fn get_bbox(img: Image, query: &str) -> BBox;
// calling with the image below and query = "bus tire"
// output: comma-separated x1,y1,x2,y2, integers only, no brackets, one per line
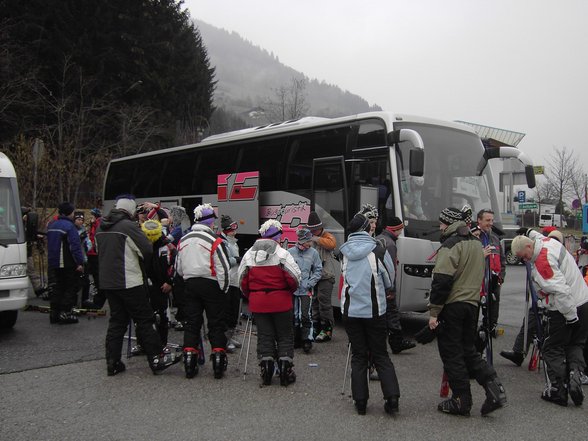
0,310,18,329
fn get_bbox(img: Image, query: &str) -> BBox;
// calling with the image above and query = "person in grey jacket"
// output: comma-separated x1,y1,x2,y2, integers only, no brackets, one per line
288,228,322,353
340,212,400,416
96,195,180,376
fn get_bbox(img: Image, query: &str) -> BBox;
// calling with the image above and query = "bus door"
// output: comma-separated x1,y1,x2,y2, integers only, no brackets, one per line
311,156,348,244
348,154,392,226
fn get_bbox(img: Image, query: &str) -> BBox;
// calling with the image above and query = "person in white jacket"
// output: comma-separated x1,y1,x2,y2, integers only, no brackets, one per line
512,229,588,407
176,203,231,380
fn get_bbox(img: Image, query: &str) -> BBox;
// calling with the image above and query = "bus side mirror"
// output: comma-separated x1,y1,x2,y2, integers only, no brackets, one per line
525,165,536,189
409,148,424,176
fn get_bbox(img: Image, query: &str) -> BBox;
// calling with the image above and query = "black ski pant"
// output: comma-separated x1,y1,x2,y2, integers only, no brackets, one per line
87,254,106,307
543,302,588,385
512,307,539,354
437,302,496,395
50,267,80,313
385,295,402,335
182,277,227,351
343,314,400,402
489,280,501,328
105,285,163,363
148,284,169,346
255,310,294,360
224,286,241,330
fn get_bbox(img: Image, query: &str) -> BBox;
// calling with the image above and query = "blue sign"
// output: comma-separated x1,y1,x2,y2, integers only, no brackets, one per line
583,204,588,234
518,190,526,203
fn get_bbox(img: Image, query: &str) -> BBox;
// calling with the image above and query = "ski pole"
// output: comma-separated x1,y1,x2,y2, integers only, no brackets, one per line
126,320,133,359
242,315,253,380
341,341,351,395
237,314,251,370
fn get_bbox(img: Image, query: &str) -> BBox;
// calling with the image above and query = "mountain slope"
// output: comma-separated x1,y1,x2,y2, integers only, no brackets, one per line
195,19,381,123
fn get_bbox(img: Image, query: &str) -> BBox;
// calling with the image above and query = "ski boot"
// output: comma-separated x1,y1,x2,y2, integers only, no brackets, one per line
315,326,332,343
388,332,416,354
260,357,275,385
294,327,302,349
480,377,507,415
499,350,524,367
278,358,296,387
568,370,584,406
355,399,367,415
541,382,568,406
437,391,472,416
130,344,145,356
183,347,199,379
211,348,228,379
384,396,399,415
302,339,313,353
57,311,79,324
106,360,126,376
49,308,60,324
312,322,321,340
149,351,181,375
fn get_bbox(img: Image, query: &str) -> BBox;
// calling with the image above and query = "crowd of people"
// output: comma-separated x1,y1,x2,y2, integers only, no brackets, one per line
31,197,588,415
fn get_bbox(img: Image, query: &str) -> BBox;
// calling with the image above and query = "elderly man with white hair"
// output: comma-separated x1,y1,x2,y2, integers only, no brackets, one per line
512,229,588,406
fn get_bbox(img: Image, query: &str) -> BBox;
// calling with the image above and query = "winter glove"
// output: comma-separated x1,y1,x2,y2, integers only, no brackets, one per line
516,227,531,236
415,324,436,344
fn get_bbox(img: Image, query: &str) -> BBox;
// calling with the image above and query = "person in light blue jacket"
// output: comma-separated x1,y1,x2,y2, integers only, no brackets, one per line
339,212,400,416
288,228,322,353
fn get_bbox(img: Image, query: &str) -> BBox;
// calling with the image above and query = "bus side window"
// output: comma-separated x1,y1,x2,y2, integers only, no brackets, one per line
237,139,287,192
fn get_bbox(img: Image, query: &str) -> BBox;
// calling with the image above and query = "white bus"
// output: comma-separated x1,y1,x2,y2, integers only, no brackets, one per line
0,152,28,328
103,112,535,313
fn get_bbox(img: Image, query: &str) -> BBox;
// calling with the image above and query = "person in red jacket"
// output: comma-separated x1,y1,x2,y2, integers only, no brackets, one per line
238,220,301,386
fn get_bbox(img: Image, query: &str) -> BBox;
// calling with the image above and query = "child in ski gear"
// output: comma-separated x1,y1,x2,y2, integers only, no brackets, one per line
219,214,243,352
340,212,400,415
376,216,416,354
429,207,506,416
288,228,322,353
176,203,231,379
307,211,337,343
238,219,301,386
512,230,588,406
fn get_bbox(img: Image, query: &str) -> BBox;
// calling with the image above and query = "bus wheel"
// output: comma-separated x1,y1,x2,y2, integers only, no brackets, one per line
0,310,18,329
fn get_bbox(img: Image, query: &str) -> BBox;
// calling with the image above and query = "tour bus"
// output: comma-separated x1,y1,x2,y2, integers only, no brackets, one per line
103,112,535,313
0,152,28,329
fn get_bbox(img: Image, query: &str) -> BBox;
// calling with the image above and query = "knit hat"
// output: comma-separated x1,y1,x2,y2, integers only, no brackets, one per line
387,216,404,231
169,206,189,229
439,207,464,226
359,203,378,220
307,211,323,229
193,203,217,226
221,214,238,232
548,230,563,243
259,219,282,240
74,211,85,220
115,194,137,216
58,202,75,216
461,205,473,226
348,213,370,233
141,219,163,243
296,228,313,244
90,208,102,218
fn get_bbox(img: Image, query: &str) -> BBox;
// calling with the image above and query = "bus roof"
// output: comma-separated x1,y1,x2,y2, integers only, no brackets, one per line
0,152,17,178
109,111,478,163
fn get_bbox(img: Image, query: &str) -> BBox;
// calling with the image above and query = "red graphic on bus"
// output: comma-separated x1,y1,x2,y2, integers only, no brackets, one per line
218,172,259,201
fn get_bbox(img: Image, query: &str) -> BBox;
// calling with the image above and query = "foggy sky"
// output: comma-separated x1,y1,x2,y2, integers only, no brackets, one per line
185,0,588,179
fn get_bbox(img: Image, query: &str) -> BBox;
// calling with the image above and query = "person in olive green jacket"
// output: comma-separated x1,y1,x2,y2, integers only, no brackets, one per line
428,207,507,417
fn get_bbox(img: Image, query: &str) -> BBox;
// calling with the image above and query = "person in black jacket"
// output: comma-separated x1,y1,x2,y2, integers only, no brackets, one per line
96,195,180,376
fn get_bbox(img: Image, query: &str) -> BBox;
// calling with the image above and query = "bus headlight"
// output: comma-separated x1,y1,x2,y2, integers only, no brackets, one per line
0,264,27,278
403,264,435,278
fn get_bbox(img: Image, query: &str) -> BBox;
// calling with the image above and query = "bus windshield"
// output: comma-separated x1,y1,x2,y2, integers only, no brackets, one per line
393,122,496,240
0,177,25,245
